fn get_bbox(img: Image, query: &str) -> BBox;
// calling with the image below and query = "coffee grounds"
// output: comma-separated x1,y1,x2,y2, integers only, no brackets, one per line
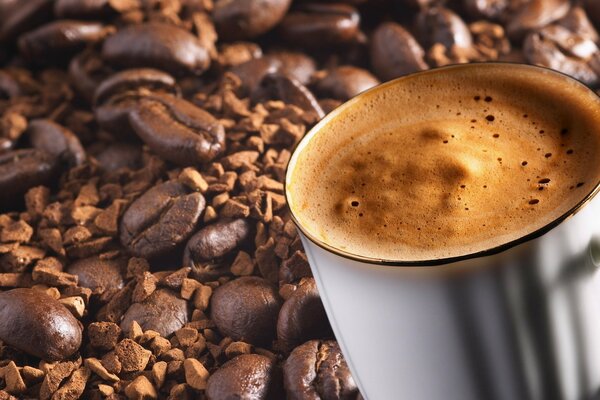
0,0,597,399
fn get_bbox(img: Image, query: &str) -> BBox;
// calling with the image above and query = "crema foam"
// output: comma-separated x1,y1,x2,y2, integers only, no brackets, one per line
287,64,600,261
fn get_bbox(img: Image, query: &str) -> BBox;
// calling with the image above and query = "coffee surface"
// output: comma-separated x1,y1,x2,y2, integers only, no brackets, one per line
288,65,600,261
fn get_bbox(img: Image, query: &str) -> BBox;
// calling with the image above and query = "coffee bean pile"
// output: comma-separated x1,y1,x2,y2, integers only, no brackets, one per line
0,0,598,399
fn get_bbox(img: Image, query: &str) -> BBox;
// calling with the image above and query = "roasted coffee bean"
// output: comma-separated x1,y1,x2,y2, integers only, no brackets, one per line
0,0,53,42
128,92,226,165
184,218,252,281
0,149,60,210
277,278,332,352
370,22,428,82
213,0,292,41
67,256,125,301
284,340,357,400
506,0,571,40
69,49,112,103
279,3,360,48
417,6,473,50
253,73,325,119
94,91,145,139
269,51,317,85
206,354,280,400
120,180,206,260
120,289,189,337
230,57,283,96
538,24,598,59
54,0,135,19
0,0,18,18
463,0,510,20
557,6,599,42
95,142,143,172
18,20,114,63
102,22,211,76
211,276,282,346
93,68,177,106
314,66,380,101
0,288,82,361
27,119,86,166
524,28,599,86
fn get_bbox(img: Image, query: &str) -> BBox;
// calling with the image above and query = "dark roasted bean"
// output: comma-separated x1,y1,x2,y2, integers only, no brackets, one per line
370,22,428,82
538,24,597,59
120,289,189,337
94,91,145,139
93,68,177,106
524,28,599,86
18,20,114,63
67,256,125,301
211,276,282,346
269,51,317,85
463,0,510,20
314,66,380,101
279,3,360,48
506,0,571,40
213,0,292,41
557,6,599,42
0,0,18,20
0,288,82,361
102,22,211,76
27,119,86,166
284,340,357,400
120,180,206,260
128,92,225,165
417,6,473,50
277,278,332,352
0,0,53,43
184,218,252,281
206,354,280,400
0,149,60,210
253,73,325,119
69,49,112,103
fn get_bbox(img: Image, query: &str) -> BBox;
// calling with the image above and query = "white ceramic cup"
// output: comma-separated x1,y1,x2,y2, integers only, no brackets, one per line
285,64,600,400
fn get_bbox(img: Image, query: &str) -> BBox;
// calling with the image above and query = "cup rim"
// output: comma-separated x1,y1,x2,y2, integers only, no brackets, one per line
284,62,600,267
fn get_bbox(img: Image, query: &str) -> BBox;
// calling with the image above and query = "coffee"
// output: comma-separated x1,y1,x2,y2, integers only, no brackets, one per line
287,64,600,261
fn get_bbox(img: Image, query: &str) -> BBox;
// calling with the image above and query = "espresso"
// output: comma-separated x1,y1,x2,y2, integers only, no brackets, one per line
287,64,600,261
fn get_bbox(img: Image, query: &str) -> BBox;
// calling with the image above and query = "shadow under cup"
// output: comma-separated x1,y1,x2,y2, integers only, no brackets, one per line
285,63,600,400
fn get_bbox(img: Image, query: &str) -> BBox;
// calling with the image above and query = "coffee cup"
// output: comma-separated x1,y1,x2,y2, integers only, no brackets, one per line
285,63,600,400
